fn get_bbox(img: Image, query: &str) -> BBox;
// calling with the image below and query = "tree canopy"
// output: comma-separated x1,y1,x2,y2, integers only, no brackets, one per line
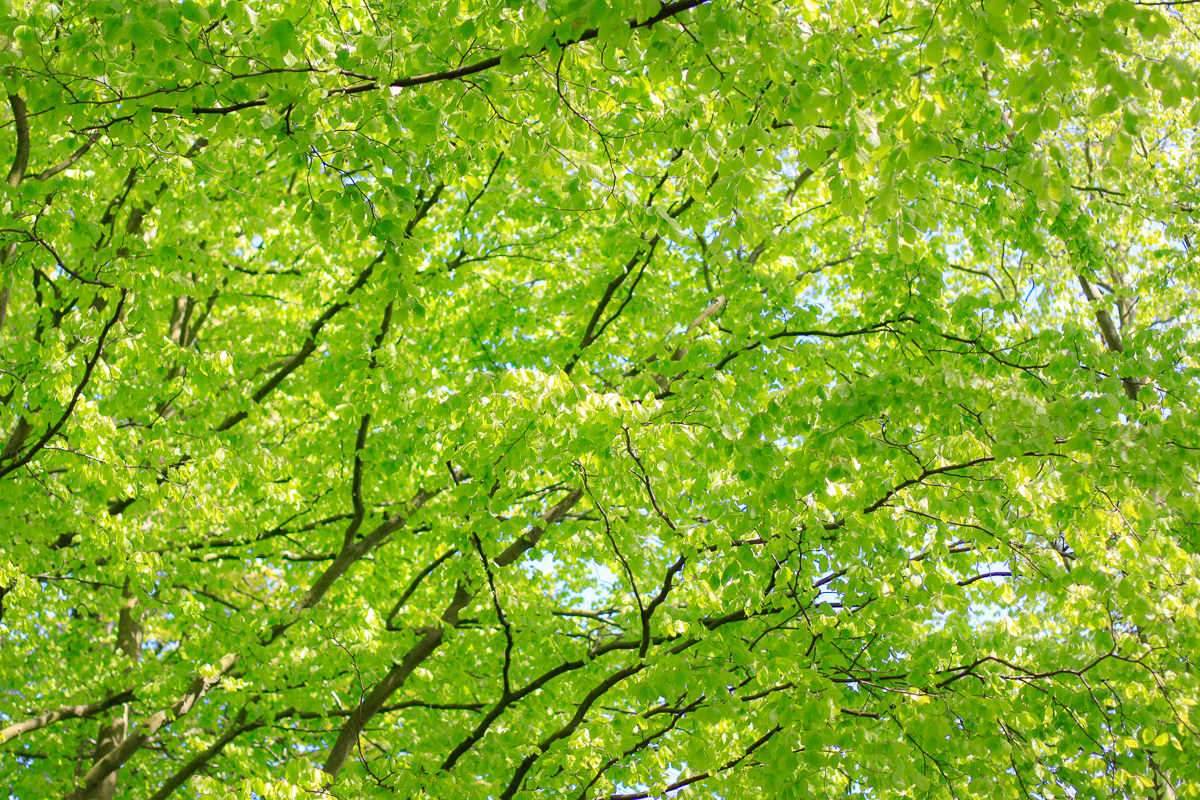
2,0,1200,798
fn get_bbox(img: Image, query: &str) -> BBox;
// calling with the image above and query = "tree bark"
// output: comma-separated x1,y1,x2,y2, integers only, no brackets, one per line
82,587,142,800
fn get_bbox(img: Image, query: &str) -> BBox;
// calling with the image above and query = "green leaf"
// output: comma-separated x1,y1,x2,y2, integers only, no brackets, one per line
129,20,152,47
264,18,296,51
181,0,210,24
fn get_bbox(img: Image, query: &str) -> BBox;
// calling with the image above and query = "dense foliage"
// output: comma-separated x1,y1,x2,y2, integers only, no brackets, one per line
2,0,1200,798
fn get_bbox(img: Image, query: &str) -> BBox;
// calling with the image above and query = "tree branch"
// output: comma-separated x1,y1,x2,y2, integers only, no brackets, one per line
0,691,135,744
321,584,473,779
6,94,29,188
0,289,128,479
62,654,240,800
146,709,256,800
324,487,583,779
31,133,102,182
0,94,30,335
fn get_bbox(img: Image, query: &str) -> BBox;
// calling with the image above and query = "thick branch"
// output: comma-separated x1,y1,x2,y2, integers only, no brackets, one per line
213,257,381,431
372,1,707,94
325,488,583,778
1078,274,1140,400
146,710,255,800
62,654,240,800
216,188,440,432
0,94,30,336
31,133,101,182
6,94,29,188
1078,274,1124,353
639,556,685,658
69,486,439,793
0,691,135,744
385,548,459,630
494,488,584,567
321,584,473,779
266,487,440,644
500,662,647,800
